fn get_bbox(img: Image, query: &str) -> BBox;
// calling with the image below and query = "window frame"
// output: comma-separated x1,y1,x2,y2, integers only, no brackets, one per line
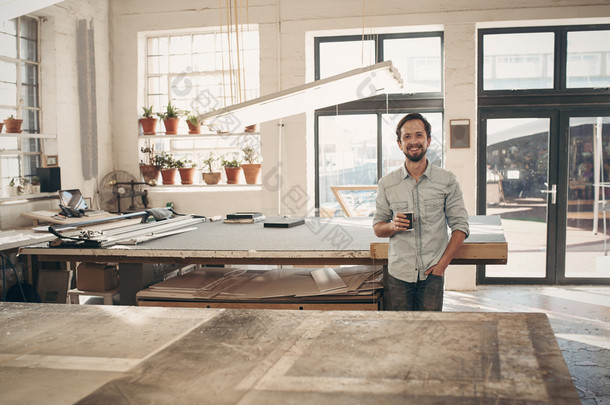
478,24,610,99
314,31,444,214
0,15,42,189
141,27,261,175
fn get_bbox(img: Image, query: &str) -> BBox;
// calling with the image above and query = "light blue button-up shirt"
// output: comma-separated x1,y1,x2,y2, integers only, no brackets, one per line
373,161,470,282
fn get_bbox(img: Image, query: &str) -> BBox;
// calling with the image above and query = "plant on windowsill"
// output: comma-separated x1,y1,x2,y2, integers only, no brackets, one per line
175,158,198,185
139,106,158,135
241,146,262,185
221,156,242,184
4,115,23,134
9,177,28,195
6,177,20,196
139,145,161,183
156,152,180,185
30,176,41,194
185,112,202,135
157,101,181,135
201,153,221,185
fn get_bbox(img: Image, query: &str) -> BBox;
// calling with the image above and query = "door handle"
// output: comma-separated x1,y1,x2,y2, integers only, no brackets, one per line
540,184,556,204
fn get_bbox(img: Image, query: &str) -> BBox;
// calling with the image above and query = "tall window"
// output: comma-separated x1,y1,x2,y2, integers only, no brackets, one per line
0,16,41,190
143,27,260,169
315,32,444,215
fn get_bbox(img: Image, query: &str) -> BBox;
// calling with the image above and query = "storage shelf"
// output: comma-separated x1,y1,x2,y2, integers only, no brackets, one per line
138,132,259,140
0,132,56,139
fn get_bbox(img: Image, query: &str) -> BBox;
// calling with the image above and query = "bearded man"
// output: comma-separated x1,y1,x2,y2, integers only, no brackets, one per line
373,113,470,311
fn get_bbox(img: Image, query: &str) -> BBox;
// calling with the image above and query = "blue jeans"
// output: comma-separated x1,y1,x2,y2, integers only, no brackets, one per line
386,272,444,311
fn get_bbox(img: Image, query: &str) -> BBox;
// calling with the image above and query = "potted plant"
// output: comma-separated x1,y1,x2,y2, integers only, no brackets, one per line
186,113,202,134
244,123,258,133
158,101,181,135
4,115,23,133
140,146,161,183
30,176,41,194
242,146,262,184
9,177,28,195
156,152,179,185
6,178,19,196
221,156,242,184
139,106,158,135
175,158,197,185
201,153,221,185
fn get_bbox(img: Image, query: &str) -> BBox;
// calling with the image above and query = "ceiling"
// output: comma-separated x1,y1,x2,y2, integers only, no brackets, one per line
0,0,64,21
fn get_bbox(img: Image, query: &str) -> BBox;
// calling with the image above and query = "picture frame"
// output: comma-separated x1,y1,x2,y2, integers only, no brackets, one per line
450,119,470,149
43,155,59,167
330,185,378,217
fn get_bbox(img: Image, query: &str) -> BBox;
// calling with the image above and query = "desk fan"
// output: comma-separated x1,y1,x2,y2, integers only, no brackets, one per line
98,170,155,213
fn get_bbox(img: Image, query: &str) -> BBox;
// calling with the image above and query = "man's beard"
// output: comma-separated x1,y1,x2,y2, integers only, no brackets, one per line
404,146,426,162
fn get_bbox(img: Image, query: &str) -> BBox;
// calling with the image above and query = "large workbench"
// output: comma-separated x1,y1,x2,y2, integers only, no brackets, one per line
0,302,579,404
18,215,507,266
17,215,506,305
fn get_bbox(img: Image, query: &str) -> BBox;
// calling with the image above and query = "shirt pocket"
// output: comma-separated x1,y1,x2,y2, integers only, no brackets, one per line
423,198,444,221
390,201,410,218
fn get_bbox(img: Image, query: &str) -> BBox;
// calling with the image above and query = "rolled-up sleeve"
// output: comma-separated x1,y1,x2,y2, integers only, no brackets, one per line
373,182,392,226
445,174,470,238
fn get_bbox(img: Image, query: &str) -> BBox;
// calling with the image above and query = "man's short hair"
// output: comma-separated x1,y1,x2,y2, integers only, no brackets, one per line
395,113,432,142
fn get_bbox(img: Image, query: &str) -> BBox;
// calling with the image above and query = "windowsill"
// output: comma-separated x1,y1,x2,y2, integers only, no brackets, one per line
0,192,58,205
149,184,262,192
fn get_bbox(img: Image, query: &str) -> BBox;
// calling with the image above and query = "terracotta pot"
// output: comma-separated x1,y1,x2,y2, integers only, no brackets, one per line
163,117,180,135
186,120,201,134
140,164,160,183
224,167,242,184
4,119,23,133
178,167,196,184
242,163,261,184
244,124,258,133
0,122,3,133
139,117,158,135
160,168,178,185
203,172,221,185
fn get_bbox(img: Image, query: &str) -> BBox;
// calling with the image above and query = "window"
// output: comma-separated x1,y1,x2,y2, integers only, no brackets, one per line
143,27,260,168
480,25,610,92
567,30,610,88
482,32,555,90
0,16,41,190
315,32,444,215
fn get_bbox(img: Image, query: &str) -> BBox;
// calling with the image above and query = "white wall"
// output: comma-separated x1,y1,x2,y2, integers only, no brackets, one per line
37,0,112,207
0,0,111,230
6,0,609,285
106,0,610,289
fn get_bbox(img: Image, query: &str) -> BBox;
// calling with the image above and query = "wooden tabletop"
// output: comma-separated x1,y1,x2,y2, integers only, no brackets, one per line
0,302,579,404
18,215,507,265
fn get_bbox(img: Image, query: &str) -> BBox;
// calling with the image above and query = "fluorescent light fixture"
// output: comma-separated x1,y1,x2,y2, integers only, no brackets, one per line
199,60,403,132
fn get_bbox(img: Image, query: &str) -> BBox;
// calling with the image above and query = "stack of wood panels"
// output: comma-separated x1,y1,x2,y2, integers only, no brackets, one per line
136,265,383,310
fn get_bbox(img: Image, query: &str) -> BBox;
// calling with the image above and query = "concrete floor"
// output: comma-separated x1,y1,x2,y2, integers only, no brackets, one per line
444,286,610,405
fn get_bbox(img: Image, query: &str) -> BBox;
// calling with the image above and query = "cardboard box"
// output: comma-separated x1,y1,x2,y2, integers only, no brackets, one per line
77,262,118,291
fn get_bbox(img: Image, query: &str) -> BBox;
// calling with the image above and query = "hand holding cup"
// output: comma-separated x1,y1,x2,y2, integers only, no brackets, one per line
393,212,413,232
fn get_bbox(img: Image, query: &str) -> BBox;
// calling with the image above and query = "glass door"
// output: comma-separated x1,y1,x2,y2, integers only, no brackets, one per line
481,116,554,282
563,115,610,281
479,111,610,285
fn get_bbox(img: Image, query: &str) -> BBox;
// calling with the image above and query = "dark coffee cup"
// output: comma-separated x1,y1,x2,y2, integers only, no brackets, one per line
403,212,413,230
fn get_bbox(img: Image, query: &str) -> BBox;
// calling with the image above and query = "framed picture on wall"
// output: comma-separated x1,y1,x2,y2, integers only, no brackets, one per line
450,119,470,148
43,155,58,167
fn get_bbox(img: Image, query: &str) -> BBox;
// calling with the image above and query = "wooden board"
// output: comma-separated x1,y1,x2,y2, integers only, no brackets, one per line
370,241,508,264
0,303,578,404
